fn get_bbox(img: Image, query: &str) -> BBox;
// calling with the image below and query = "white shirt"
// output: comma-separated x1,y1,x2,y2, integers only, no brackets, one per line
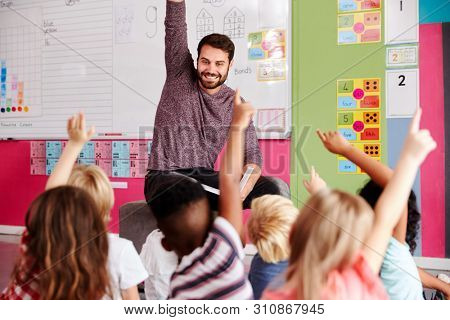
140,229,178,300
106,234,149,299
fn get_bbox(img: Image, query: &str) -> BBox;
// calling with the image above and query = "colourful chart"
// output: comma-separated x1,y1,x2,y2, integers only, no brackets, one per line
248,29,286,60
336,78,382,174
337,78,381,109
338,11,381,45
0,60,31,115
31,140,153,178
338,0,381,13
337,110,381,141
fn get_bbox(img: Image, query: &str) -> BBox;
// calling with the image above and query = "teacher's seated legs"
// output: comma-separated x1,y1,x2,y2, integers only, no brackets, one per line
145,168,290,211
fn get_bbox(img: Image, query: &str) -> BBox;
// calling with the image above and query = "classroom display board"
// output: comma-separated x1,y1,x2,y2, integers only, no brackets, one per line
31,140,152,178
0,0,291,139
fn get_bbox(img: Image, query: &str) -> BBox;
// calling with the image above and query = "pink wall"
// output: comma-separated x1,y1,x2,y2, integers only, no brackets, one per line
0,139,291,233
419,24,446,257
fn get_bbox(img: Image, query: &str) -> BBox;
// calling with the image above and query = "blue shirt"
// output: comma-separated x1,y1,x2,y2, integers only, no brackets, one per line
380,237,424,300
248,253,288,300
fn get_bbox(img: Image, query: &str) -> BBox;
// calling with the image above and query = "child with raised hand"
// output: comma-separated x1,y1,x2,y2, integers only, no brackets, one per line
315,113,450,299
263,109,437,299
147,89,254,299
247,195,299,299
45,112,148,300
1,186,111,300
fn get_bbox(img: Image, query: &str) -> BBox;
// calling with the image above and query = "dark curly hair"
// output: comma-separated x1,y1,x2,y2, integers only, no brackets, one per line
148,174,207,220
358,179,421,254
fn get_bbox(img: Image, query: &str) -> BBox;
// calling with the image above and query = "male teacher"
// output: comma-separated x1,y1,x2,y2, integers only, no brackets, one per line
145,0,289,210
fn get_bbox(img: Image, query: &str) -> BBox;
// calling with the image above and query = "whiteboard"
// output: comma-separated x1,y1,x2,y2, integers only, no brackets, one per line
0,0,291,139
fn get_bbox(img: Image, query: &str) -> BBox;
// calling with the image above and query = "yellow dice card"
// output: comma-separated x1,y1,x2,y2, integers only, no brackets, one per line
337,110,381,142
337,78,381,110
337,143,381,174
338,11,381,45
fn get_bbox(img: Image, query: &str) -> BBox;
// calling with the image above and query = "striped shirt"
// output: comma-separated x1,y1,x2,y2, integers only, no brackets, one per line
169,217,253,300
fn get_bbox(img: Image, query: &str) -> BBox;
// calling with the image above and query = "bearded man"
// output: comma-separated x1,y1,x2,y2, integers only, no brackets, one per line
145,0,289,210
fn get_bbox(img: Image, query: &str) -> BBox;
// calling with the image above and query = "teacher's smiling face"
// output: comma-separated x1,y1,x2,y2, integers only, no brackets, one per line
197,44,234,92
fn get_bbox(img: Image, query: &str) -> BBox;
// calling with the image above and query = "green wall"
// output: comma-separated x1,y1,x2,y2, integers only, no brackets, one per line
291,0,387,206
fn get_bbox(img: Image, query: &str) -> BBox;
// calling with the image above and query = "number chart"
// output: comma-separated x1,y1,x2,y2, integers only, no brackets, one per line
336,78,382,174
338,11,381,45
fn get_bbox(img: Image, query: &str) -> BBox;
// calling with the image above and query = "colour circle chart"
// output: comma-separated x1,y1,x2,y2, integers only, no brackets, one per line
336,78,382,174
0,7,43,117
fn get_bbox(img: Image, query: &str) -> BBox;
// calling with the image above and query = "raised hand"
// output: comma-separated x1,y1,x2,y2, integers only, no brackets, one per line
231,88,255,130
303,166,327,195
67,112,95,145
401,108,436,165
316,129,352,156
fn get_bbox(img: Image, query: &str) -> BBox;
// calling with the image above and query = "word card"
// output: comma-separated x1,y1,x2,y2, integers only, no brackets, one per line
386,46,418,68
112,141,130,159
112,160,130,178
338,11,381,45
94,141,112,159
338,0,381,13
257,60,286,82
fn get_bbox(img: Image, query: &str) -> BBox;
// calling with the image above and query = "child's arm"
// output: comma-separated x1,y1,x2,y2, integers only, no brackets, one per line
45,113,95,190
303,166,327,195
219,89,255,242
418,268,450,299
121,287,140,300
364,109,436,273
316,130,407,243
316,130,392,186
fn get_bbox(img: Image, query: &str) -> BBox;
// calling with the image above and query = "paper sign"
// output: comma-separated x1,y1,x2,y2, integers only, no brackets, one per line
386,46,418,67
386,69,419,118
248,29,286,60
46,141,62,158
338,0,381,13
129,140,149,160
79,142,95,159
96,159,112,177
30,158,46,175
46,158,59,175
95,141,112,159
30,141,46,158
112,141,130,159
130,159,147,178
338,11,381,45
385,0,418,44
112,160,130,178
257,60,286,81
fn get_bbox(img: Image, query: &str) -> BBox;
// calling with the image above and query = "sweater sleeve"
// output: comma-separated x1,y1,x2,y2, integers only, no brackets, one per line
164,1,195,79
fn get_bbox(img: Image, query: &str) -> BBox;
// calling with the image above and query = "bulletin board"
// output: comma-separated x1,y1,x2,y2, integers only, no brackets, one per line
0,0,291,139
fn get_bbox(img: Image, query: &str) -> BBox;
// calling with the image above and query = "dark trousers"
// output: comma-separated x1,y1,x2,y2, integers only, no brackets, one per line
144,167,290,211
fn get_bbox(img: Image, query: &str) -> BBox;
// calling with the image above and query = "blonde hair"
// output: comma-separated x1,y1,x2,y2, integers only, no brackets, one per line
248,195,299,263
287,189,373,300
67,164,114,221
